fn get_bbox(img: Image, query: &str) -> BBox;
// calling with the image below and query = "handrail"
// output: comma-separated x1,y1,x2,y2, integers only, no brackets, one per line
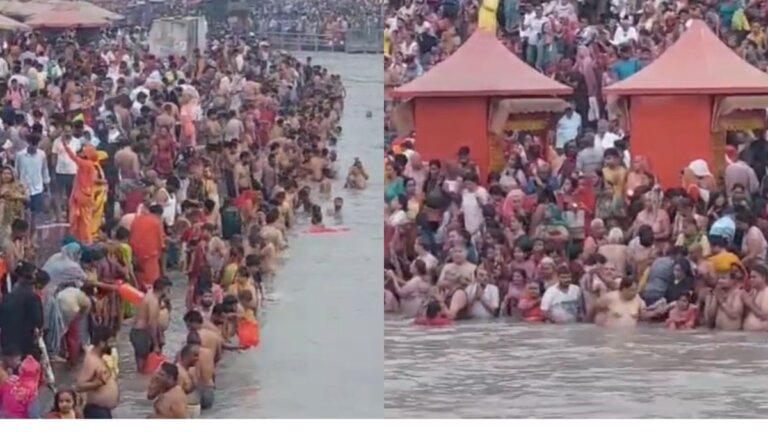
256,29,383,54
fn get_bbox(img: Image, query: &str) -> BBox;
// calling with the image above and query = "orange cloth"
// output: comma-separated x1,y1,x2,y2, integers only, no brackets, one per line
62,143,97,245
129,213,166,289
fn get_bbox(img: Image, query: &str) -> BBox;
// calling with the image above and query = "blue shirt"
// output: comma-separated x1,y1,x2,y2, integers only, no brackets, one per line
613,58,641,80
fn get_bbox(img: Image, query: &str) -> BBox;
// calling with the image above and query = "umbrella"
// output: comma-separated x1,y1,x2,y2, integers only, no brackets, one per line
24,9,111,28
0,13,29,30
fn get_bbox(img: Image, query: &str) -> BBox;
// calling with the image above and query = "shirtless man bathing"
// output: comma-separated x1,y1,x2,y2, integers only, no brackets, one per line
183,310,222,410
704,271,745,331
147,362,187,419
130,277,172,372
742,264,768,331
75,326,119,419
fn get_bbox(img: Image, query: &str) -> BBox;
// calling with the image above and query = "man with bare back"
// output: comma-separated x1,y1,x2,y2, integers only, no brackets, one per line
705,272,745,330
174,344,200,418
147,363,187,419
186,332,216,409
130,277,171,372
183,313,219,410
75,326,119,419
743,264,768,331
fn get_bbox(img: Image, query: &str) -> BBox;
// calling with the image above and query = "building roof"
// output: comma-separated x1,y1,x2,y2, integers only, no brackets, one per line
605,20,768,96
392,30,572,98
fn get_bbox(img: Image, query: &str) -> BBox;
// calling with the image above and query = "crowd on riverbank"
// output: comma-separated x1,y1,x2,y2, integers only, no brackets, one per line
383,0,768,139
383,0,768,330
384,132,768,331
253,0,383,44
0,19,363,418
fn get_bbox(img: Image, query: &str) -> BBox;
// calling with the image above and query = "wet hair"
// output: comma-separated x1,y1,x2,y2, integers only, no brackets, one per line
237,289,253,304
153,276,172,292
91,325,112,347
637,225,654,248
412,259,427,276
245,254,260,267
186,331,202,346
211,304,227,317
115,226,130,241
180,344,197,361
425,300,441,318
183,310,204,325
160,362,179,382
265,207,280,224
204,199,216,212
35,269,50,288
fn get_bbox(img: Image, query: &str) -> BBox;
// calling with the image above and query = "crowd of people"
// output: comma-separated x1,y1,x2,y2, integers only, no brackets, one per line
253,0,383,46
383,0,768,330
0,13,360,418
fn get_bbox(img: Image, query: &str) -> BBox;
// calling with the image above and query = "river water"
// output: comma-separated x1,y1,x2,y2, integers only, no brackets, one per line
37,52,383,419
385,318,768,418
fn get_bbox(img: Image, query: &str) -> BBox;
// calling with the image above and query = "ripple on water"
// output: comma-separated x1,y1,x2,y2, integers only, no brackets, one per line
385,318,768,418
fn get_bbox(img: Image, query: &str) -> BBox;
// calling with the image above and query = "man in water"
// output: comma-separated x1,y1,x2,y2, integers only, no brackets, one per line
183,310,222,365
326,197,344,218
184,326,216,410
704,271,744,330
593,278,647,328
147,363,187,419
130,277,171,372
742,264,768,331
540,266,583,323
75,326,119,419
174,344,200,418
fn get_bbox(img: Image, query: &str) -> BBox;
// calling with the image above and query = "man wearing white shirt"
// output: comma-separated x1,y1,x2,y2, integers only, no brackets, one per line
51,123,81,216
523,6,546,65
612,20,638,46
555,106,582,152
541,266,583,323
594,119,621,151
15,136,49,225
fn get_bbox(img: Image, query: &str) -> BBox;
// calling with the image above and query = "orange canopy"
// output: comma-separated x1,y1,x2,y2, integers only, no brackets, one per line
605,20,768,96
393,30,573,98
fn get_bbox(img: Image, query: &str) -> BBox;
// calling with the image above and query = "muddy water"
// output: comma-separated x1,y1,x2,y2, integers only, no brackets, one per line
385,318,768,418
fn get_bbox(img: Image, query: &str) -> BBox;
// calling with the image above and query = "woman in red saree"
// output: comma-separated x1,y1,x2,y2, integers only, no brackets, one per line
62,143,98,245
129,204,166,290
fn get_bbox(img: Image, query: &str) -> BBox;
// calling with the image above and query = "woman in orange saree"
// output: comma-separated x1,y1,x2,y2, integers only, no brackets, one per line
61,143,98,245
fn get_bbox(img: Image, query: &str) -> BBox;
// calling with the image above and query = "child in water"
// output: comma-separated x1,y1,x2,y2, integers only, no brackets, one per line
665,293,698,330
